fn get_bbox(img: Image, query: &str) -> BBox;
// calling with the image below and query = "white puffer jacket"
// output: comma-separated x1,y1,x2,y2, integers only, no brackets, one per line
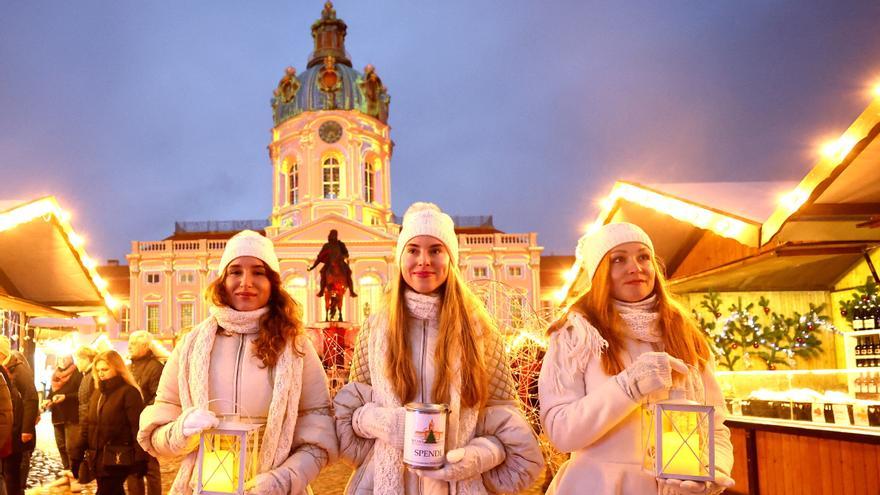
138,314,337,495
334,291,544,495
538,301,733,495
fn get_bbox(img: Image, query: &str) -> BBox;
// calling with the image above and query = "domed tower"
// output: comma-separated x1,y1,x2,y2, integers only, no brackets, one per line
267,1,393,237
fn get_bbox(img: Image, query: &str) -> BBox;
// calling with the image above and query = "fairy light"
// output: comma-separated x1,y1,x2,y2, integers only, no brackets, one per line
0,197,117,313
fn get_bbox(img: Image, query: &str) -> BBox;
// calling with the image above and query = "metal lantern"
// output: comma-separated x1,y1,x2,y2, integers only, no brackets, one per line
196,420,263,495
642,400,715,482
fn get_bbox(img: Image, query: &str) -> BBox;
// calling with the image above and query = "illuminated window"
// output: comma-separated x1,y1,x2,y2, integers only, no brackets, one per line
289,162,299,205
121,307,130,334
179,302,194,331
364,161,374,203
178,271,196,284
323,157,340,199
507,266,523,278
473,266,489,279
146,304,160,334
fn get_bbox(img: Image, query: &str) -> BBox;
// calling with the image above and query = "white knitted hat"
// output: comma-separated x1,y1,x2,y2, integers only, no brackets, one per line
576,222,654,290
219,230,281,275
395,202,459,264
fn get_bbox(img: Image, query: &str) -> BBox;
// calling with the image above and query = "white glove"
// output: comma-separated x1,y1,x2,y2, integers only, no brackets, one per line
352,403,405,449
244,472,279,495
416,436,505,482
615,351,688,402
181,408,219,437
658,473,735,495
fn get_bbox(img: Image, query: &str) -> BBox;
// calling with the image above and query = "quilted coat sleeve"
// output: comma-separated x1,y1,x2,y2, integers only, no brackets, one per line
268,337,339,494
703,357,734,478
538,317,640,453
137,343,199,459
478,331,545,493
333,320,376,468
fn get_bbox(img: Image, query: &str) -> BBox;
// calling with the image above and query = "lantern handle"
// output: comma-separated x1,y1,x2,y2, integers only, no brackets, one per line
205,398,255,423
669,363,706,405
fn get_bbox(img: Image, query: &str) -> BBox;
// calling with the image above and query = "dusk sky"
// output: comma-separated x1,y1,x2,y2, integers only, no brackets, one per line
2,1,880,262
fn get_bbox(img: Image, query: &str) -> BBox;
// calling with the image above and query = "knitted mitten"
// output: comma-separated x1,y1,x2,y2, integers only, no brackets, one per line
615,352,688,402
416,436,506,482
352,402,406,449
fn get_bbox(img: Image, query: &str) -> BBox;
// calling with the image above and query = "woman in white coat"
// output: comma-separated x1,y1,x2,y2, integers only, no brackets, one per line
538,222,734,495
333,202,544,494
137,230,337,494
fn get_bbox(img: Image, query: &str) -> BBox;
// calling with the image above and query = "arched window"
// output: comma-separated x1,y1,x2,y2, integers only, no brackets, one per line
288,162,299,205
323,157,340,199
358,274,382,325
364,160,375,203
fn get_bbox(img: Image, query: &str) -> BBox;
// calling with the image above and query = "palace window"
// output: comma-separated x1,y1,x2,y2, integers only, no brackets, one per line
323,157,340,199
507,266,523,278
364,161,375,203
289,162,299,205
473,266,489,279
121,306,130,334
146,273,160,284
146,304,160,334
179,302,194,331
178,271,196,284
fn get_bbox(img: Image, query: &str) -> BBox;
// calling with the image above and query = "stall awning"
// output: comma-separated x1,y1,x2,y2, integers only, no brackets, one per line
0,197,117,315
0,294,76,318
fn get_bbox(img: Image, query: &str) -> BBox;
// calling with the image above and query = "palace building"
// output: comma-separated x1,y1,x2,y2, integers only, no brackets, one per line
122,2,543,340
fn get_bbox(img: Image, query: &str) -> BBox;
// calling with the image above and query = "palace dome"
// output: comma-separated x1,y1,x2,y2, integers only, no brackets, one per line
271,2,390,125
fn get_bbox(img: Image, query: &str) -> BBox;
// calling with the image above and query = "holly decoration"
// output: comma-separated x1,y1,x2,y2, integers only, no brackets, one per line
694,291,829,370
839,277,879,327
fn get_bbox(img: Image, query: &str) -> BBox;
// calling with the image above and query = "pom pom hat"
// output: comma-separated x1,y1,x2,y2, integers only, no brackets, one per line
576,222,654,291
395,202,459,265
218,230,281,275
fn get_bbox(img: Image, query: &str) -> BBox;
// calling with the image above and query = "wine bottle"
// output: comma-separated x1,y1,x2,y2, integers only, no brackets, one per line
854,302,865,331
865,302,877,331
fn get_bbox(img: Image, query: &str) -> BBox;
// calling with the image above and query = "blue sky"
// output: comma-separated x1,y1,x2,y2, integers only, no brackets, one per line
2,1,879,261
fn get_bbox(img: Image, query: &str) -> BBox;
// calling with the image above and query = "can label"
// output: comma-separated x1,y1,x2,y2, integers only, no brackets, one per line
403,406,447,469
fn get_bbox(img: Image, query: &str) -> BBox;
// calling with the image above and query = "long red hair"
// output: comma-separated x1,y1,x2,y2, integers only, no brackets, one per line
384,266,491,409
207,263,304,367
548,253,710,375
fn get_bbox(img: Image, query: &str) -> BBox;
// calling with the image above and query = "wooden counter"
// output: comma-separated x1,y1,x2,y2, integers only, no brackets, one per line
727,416,880,495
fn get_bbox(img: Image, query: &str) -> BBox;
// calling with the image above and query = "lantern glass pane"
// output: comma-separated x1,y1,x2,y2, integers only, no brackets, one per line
198,424,263,495
642,403,715,482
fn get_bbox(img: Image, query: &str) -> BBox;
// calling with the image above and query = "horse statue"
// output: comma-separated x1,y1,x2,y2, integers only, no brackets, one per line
308,229,357,322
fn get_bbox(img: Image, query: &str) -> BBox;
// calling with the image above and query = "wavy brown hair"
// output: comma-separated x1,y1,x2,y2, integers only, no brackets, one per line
548,253,710,375
207,262,304,367
385,266,491,409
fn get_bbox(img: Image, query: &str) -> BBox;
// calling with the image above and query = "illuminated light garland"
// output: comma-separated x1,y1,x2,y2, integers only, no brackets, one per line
555,181,759,304
0,197,118,313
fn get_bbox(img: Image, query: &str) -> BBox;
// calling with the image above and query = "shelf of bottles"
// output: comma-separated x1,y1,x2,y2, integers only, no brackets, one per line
849,298,880,399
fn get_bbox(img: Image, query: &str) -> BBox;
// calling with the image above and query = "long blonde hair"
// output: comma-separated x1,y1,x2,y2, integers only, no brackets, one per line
385,266,492,408
93,350,141,392
548,253,710,375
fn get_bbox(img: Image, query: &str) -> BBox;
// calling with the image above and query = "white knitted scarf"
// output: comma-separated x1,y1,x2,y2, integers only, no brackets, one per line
615,295,662,343
369,291,483,495
170,305,304,495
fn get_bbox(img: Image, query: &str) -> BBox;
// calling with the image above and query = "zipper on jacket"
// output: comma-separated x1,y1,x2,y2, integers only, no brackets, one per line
419,320,428,402
233,334,246,416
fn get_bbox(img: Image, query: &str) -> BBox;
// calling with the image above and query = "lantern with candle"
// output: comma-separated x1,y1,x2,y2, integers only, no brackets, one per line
196,420,263,495
642,390,715,482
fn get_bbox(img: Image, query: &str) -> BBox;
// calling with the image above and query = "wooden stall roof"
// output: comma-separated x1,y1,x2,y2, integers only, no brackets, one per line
0,197,117,315
559,95,880,302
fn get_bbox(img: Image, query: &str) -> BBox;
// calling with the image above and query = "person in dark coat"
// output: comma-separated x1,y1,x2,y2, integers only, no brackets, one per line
43,355,82,470
0,367,14,454
0,337,37,495
73,346,97,475
71,350,145,495
125,332,163,495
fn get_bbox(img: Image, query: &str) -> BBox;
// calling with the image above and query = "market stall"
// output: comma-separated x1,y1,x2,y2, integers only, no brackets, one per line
557,93,880,494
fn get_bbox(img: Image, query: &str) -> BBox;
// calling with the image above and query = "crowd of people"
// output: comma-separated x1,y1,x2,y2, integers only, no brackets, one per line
0,202,736,495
